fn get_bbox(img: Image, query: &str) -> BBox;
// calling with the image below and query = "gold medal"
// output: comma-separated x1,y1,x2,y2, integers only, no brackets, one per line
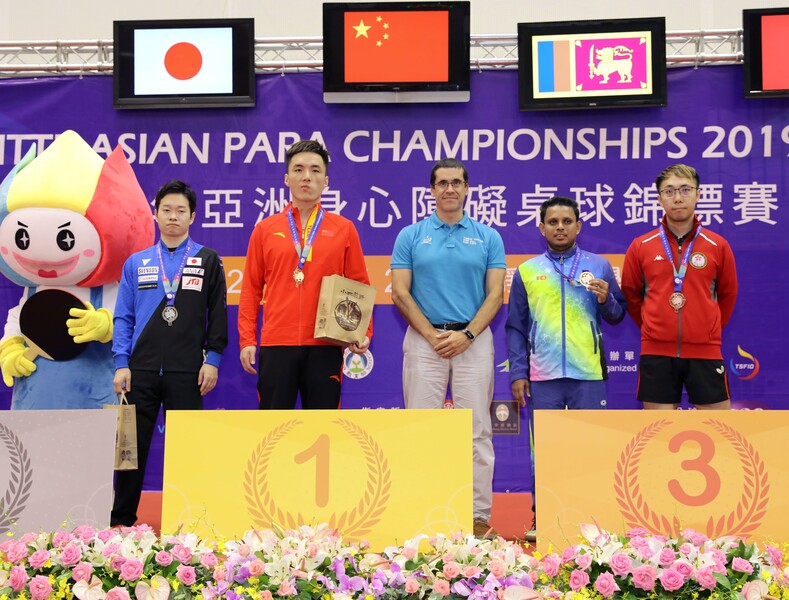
293,268,305,286
669,292,686,312
579,271,594,287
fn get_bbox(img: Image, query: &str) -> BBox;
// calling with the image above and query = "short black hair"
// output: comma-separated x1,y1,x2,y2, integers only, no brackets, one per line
285,140,330,172
655,164,700,191
540,196,580,223
154,180,196,214
430,158,468,186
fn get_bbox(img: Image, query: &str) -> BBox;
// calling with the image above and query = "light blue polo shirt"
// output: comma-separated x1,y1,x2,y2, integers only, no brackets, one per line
391,212,506,324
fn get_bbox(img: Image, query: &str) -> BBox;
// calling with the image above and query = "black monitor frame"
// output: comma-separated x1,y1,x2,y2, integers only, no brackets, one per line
113,18,256,109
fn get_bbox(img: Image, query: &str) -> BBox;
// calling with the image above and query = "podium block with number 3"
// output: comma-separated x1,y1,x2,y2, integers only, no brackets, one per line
162,410,473,548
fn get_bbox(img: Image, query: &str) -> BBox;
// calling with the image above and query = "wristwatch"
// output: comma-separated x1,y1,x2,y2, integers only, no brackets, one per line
461,329,475,342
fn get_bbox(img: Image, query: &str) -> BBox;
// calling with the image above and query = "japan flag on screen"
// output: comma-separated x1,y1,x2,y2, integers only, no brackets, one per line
133,27,233,95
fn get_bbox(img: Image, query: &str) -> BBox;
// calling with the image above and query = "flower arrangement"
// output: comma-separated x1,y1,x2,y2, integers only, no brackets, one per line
0,522,786,600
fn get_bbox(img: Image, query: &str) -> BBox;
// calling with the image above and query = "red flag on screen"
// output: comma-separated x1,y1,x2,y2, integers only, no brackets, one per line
343,10,449,83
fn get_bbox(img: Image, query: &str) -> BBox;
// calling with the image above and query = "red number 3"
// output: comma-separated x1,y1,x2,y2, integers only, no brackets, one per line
667,430,721,506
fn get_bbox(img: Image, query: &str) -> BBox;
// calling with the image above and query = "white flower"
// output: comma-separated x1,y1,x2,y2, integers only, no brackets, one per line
73,575,107,600
134,575,171,600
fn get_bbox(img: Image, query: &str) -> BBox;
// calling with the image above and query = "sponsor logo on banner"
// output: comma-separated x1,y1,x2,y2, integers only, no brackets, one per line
491,400,520,436
729,345,760,380
343,349,374,379
133,27,233,95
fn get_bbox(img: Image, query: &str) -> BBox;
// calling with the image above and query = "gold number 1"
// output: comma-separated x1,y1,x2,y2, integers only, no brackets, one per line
294,434,330,507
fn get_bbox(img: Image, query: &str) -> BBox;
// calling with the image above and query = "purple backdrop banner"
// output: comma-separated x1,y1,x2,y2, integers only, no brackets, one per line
0,66,786,493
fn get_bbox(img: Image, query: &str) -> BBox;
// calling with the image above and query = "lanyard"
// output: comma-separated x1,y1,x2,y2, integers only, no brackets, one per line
659,224,702,293
287,205,324,271
156,239,192,307
548,247,582,284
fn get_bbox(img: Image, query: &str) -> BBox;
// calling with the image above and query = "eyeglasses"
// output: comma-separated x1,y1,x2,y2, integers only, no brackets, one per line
659,186,697,199
433,179,467,190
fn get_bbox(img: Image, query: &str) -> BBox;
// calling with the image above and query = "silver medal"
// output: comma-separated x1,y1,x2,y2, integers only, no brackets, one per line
162,305,178,326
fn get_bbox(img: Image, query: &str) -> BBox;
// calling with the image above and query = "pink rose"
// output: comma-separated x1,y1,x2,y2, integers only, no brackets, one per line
276,580,296,596
200,553,219,568
673,560,694,581
19,533,36,544
213,566,226,582
73,525,96,543
632,565,656,592
541,554,561,578
260,592,273,600
626,527,648,537
97,530,116,543
561,546,577,563
658,547,676,567
402,547,416,560
575,553,592,570
658,568,685,592
171,544,193,564
72,562,93,583
443,552,455,563
695,567,717,590
742,580,769,600
176,565,196,586
405,577,420,594
678,543,694,557
59,544,82,567
120,558,144,582
594,572,620,598
463,565,481,578
52,531,74,548
237,544,251,558
6,542,29,564
307,544,319,558
103,543,121,558
732,557,754,574
110,556,127,572
155,551,173,566
443,562,461,579
489,560,507,580
637,546,655,561
106,586,132,600
433,579,450,596
682,529,708,546
608,553,631,578
248,559,265,577
29,574,53,600
29,549,51,570
9,565,29,591
569,569,590,592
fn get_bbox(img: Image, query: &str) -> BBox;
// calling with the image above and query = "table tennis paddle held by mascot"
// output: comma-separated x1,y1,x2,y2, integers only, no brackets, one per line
0,130,154,409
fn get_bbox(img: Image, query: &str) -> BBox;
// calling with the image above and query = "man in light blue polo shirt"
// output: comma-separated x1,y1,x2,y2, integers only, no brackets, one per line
391,158,506,539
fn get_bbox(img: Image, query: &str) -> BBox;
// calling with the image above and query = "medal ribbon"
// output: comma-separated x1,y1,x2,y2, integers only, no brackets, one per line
156,239,193,307
548,246,582,284
287,205,324,272
659,224,702,293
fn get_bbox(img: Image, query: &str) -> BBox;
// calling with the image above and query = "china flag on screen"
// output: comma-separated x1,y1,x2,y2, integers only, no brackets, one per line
761,15,789,91
133,27,233,95
344,10,449,83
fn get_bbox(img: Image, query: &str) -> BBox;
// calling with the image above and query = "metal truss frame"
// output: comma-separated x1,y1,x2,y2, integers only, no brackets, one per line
0,30,742,78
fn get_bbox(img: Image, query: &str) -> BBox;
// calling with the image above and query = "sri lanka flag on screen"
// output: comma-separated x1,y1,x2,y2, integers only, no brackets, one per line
533,32,652,98
133,27,233,95
343,10,449,83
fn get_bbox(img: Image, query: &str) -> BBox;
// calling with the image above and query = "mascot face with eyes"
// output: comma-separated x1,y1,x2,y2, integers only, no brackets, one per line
0,130,154,288
0,130,155,410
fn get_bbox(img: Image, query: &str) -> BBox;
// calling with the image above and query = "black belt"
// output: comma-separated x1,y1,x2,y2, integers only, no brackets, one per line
431,322,469,331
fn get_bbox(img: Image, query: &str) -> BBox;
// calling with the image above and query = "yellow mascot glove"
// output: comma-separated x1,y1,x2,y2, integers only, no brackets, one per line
67,302,114,344
0,336,37,387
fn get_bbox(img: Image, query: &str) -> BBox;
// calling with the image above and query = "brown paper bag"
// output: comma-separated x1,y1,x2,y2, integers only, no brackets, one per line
104,393,138,471
314,275,376,345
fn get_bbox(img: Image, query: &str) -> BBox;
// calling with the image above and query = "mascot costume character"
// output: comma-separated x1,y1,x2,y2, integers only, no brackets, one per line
0,130,154,409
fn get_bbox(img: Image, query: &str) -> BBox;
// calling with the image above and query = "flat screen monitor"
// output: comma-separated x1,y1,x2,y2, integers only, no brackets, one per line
114,18,256,109
743,8,789,98
322,1,470,103
518,17,667,111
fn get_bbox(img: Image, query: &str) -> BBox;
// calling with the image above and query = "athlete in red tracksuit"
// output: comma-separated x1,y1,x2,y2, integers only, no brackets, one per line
622,164,737,410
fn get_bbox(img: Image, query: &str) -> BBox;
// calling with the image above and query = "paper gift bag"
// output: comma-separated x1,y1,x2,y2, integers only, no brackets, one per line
104,393,138,470
314,275,376,345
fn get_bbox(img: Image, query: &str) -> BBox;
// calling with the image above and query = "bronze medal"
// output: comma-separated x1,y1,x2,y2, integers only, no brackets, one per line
669,292,686,312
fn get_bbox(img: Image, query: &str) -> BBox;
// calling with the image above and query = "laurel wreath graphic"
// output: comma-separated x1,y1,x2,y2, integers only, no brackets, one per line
614,419,769,538
703,419,769,538
0,422,33,533
244,418,391,541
